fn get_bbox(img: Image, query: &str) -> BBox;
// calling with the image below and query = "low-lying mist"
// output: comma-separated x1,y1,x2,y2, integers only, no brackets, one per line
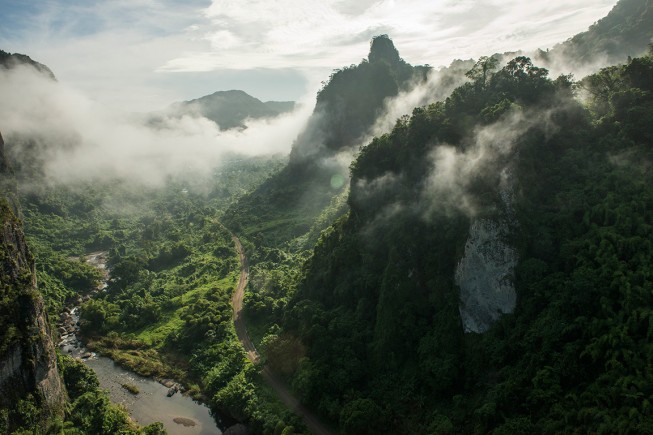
0,65,314,187
370,60,473,138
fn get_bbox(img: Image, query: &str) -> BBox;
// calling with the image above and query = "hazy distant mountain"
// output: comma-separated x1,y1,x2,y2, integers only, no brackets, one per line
0,49,56,80
154,90,295,130
542,0,653,68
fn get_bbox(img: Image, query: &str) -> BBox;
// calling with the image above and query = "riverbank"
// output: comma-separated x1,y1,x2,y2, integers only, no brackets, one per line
57,251,223,435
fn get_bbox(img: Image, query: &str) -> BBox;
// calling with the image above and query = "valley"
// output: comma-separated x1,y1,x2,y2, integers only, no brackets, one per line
1,0,653,434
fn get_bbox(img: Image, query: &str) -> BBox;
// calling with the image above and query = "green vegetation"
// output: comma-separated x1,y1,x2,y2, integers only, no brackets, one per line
273,51,653,433
4,14,653,434
1,170,163,434
224,37,429,361
224,35,427,250
16,155,302,433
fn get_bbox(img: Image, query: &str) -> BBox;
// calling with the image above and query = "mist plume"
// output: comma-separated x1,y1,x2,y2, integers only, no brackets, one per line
0,65,313,187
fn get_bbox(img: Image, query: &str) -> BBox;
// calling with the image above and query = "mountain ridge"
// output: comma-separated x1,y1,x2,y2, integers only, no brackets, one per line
542,0,653,68
155,89,295,130
0,49,56,80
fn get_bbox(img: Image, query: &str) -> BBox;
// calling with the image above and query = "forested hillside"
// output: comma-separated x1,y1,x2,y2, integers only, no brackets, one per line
274,50,653,433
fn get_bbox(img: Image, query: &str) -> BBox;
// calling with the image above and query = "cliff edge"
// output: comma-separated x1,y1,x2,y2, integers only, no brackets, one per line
0,131,66,431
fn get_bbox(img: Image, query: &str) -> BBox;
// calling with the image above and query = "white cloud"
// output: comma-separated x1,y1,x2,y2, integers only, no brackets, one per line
0,0,617,111
0,65,314,186
159,0,615,72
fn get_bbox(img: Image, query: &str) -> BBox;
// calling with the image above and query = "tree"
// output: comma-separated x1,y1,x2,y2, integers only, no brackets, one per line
339,398,383,435
466,56,499,89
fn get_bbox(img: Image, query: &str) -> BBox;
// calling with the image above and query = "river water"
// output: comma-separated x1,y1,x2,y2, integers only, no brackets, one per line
86,356,220,435
58,252,222,435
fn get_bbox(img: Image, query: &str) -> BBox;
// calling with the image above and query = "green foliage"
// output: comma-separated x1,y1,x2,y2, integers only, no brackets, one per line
339,398,383,435
223,36,426,253
279,52,653,433
9,31,653,435
60,354,100,400
9,155,298,433
465,55,499,89
67,391,135,434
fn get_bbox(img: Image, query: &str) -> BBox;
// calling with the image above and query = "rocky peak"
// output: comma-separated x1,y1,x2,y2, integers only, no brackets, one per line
368,34,401,64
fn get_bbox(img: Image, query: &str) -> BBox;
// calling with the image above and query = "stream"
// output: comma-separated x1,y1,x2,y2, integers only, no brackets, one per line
57,252,222,435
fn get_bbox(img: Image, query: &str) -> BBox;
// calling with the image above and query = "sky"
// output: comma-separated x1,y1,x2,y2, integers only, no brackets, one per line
0,0,617,112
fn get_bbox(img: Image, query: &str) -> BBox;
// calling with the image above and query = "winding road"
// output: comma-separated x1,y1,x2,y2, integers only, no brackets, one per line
231,235,333,435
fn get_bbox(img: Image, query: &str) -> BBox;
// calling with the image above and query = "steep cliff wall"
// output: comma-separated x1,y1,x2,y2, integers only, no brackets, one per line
455,218,518,333
455,167,518,333
0,131,66,429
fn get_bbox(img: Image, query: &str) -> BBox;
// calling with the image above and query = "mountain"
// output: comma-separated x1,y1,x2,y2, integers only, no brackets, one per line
273,45,653,435
0,49,56,80
290,34,430,162
224,35,430,247
153,89,295,130
542,0,653,68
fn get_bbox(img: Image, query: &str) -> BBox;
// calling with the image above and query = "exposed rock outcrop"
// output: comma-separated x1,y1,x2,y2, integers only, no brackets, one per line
455,218,518,333
456,167,518,333
0,131,66,429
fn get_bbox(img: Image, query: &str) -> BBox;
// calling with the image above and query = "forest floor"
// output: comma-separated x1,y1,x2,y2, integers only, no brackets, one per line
230,235,333,435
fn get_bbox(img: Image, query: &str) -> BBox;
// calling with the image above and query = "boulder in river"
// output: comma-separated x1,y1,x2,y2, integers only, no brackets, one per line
173,417,196,427
160,379,176,388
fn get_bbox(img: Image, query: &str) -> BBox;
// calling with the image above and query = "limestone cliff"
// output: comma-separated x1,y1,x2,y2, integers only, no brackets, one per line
455,168,518,333
0,131,66,429
455,218,518,333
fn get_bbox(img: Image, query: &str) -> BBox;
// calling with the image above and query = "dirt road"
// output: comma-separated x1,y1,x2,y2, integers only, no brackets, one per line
230,235,333,435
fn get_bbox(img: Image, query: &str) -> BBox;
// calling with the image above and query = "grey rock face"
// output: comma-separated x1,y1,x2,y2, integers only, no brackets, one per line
455,219,518,333
456,166,518,333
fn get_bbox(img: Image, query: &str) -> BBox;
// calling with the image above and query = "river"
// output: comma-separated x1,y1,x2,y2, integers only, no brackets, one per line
58,252,222,435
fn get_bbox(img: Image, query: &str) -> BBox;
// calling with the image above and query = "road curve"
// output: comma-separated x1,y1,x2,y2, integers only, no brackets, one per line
230,235,333,435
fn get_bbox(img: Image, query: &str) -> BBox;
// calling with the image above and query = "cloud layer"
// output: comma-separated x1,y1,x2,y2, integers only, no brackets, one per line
0,65,312,186
163,0,616,72
0,1,616,111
